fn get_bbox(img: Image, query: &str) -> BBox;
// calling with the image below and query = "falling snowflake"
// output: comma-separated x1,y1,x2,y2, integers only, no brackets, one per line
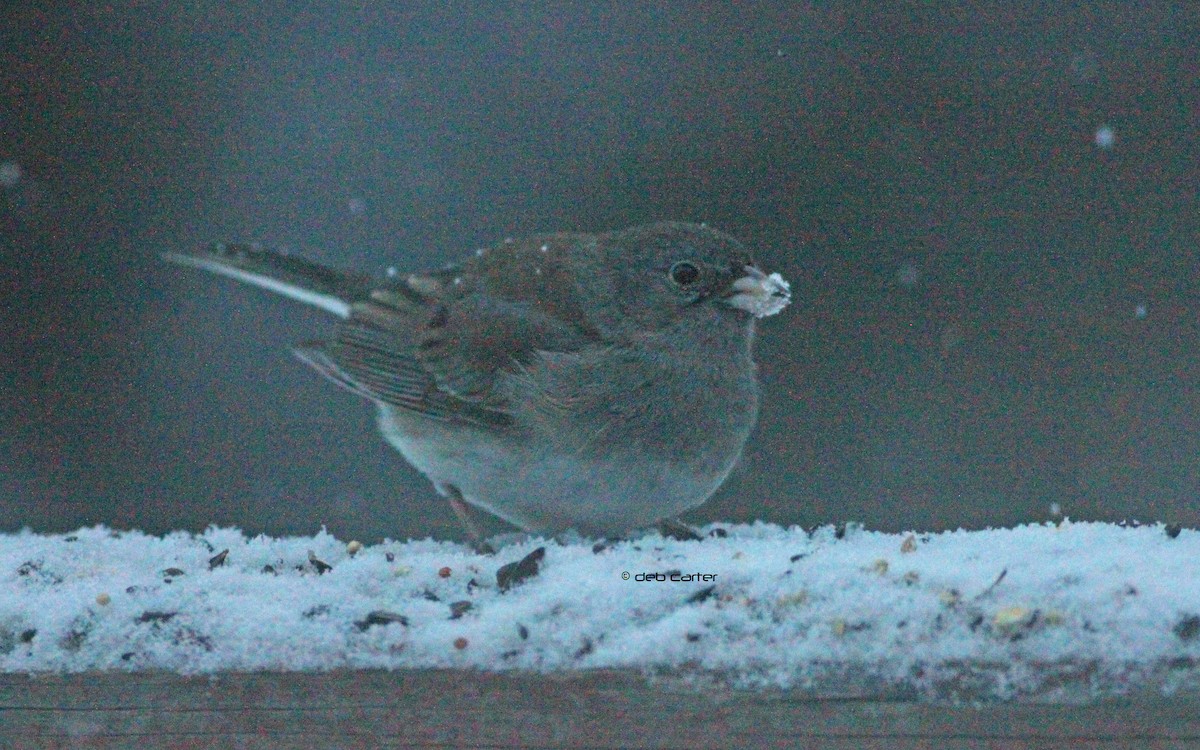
0,161,20,188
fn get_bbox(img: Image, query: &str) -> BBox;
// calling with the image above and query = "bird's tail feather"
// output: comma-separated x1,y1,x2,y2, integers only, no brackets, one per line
162,243,373,318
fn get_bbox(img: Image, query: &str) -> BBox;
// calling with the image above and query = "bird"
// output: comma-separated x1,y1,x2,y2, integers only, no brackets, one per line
163,222,790,545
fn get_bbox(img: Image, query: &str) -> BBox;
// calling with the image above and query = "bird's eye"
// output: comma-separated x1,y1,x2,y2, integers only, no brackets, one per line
668,261,701,286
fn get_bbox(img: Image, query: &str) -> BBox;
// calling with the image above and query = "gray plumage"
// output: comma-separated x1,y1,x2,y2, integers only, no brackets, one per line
164,222,790,537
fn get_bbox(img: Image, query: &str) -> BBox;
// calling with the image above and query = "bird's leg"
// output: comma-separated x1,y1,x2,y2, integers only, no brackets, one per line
656,518,704,541
444,485,496,554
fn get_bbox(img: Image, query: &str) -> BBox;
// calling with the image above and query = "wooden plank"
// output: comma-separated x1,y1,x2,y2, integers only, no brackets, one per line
1,669,1199,749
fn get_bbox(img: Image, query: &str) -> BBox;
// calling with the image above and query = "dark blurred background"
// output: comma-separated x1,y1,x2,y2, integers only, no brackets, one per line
2,2,1198,541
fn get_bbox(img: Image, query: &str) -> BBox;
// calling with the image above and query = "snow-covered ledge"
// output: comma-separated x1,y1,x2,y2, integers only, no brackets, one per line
3,521,1199,703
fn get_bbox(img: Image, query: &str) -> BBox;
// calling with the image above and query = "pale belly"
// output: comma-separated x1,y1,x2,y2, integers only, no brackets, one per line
375,404,742,536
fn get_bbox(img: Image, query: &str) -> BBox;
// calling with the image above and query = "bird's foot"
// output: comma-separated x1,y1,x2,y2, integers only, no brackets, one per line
656,518,704,541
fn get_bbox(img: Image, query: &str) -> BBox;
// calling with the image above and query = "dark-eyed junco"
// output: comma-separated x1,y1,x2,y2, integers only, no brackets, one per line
164,222,789,542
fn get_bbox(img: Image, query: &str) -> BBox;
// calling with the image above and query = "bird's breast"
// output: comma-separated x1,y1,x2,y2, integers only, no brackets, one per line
512,338,761,474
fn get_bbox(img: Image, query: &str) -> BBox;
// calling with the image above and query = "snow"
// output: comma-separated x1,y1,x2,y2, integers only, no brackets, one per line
0,161,20,188
3,521,1199,700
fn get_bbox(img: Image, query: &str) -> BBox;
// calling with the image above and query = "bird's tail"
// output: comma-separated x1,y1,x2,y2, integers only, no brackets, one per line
162,243,373,318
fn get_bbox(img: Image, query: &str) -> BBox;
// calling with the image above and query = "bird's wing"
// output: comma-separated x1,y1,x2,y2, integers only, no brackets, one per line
322,240,601,425
165,238,601,426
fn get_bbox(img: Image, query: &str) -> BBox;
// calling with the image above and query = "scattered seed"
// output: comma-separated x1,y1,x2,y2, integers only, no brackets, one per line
1166,525,1182,539
993,606,1034,632
61,628,87,651
974,568,1008,599
347,540,363,556
308,551,332,575
1174,614,1200,642
454,637,469,650
449,601,472,619
386,552,395,562
497,547,546,592
95,593,111,606
208,549,229,569
939,589,961,607
438,566,452,578
517,624,529,640
687,585,717,604
16,561,49,580
355,610,409,631
777,590,808,607
900,535,917,554
138,611,176,624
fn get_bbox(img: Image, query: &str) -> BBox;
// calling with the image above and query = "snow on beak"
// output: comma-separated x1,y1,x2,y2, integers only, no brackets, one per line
725,264,791,318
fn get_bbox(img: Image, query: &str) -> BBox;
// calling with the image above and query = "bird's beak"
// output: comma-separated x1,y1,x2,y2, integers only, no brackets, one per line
723,265,791,318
